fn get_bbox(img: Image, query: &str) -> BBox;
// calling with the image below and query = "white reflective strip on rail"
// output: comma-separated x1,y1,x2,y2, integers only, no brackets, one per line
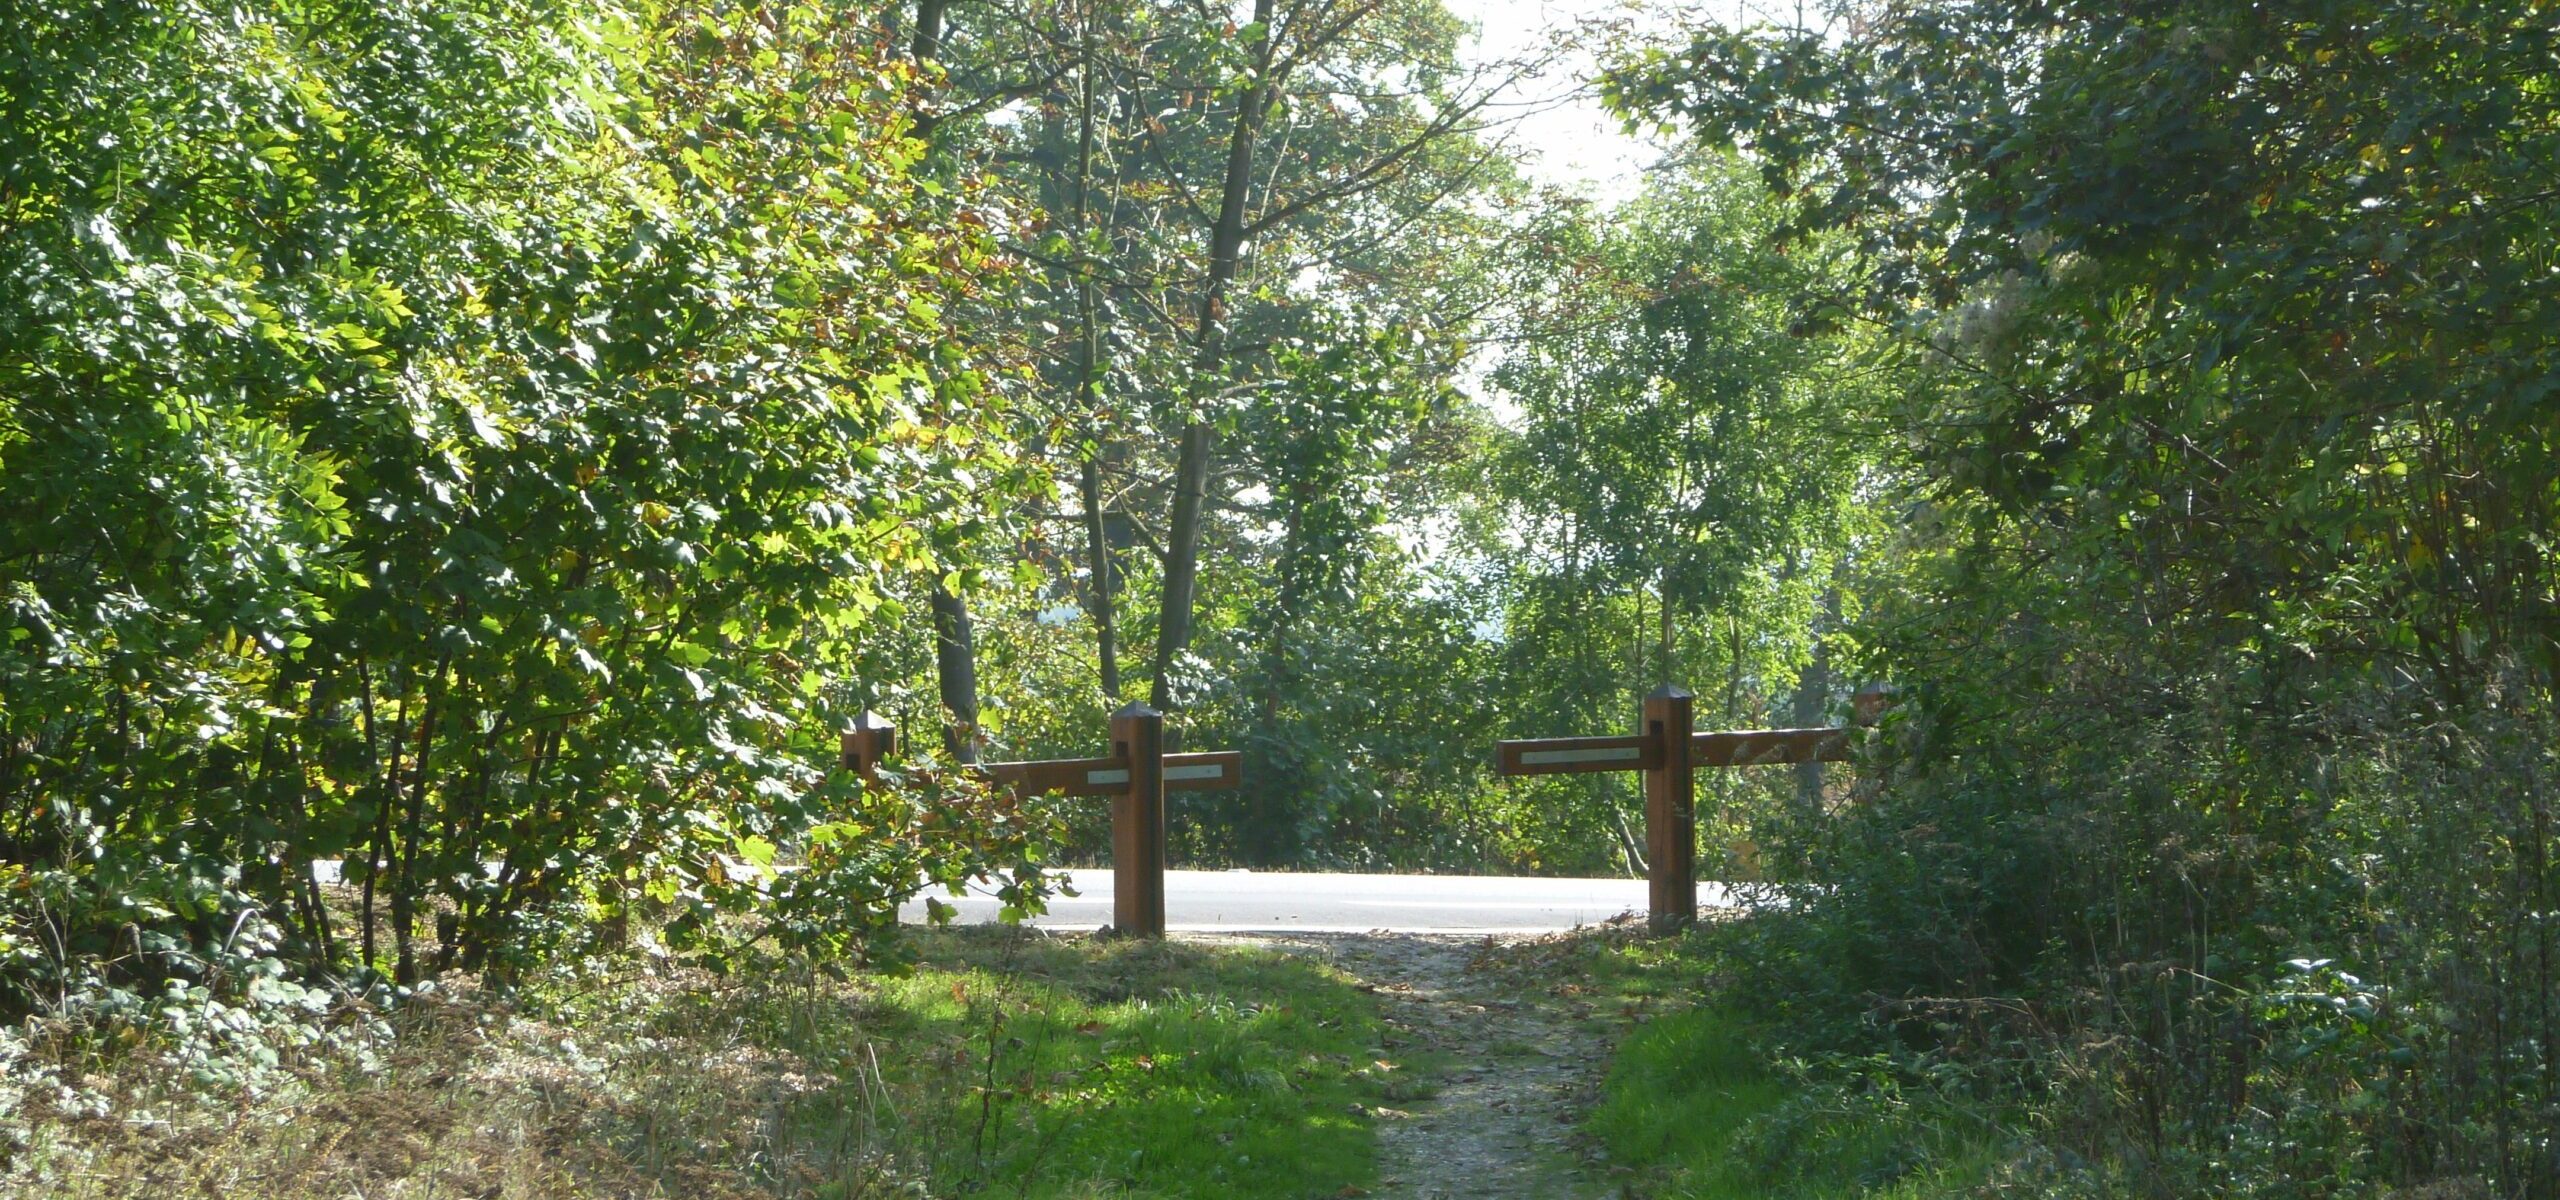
1520,745,1641,766
1164,764,1227,782
1085,768,1131,786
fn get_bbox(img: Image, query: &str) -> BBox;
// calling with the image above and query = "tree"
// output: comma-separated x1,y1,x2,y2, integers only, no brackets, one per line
0,0,1044,1002
1478,156,1882,872
1608,2,2560,1190
936,0,1520,711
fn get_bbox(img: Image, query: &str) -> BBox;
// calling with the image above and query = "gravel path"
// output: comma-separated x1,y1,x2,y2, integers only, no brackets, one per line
1186,931,1612,1200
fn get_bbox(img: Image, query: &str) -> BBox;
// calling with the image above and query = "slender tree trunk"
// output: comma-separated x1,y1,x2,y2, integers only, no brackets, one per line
1081,459,1121,699
1613,802,1648,879
911,0,947,67
930,587,979,764
392,654,452,984
1073,0,1120,700
356,659,391,969
911,0,978,758
1152,0,1276,710
1154,423,1215,710
1659,571,1674,681
1791,583,1841,809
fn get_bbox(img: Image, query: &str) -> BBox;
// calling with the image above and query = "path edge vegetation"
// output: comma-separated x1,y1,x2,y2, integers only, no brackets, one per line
2,927,1402,1198
5,0,2560,1197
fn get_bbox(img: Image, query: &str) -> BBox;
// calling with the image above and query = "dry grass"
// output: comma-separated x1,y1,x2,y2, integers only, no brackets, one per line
8,974,924,1200
2,926,1391,1200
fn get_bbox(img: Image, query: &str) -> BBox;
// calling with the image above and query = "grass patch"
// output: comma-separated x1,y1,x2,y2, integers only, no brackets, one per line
6,927,1391,1199
1591,1004,1992,1200
833,929,1385,1197
1488,920,1998,1200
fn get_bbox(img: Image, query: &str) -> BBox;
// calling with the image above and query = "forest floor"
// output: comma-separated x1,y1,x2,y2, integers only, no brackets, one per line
1212,931,1619,1200
8,922,1665,1200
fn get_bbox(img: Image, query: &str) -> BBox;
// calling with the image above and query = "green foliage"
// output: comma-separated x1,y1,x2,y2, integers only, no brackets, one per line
1499,926,1995,1200
1464,153,1888,875
0,0,1046,1010
1491,160,1865,639
1607,2,2560,1194
922,0,1524,866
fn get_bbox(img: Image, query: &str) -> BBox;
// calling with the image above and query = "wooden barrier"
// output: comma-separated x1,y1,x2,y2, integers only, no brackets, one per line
841,702,1240,937
1497,683,1890,933
1643,686,1696,933
841,710,897,786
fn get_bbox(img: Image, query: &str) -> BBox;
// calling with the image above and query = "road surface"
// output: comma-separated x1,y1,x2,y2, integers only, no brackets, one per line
897,869,1744,933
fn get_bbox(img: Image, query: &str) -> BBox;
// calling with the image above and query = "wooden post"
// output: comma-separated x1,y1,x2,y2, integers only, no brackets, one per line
1109,701,1167,937
842,711,897,787
1852,682,1894,726
980,717,1236,937
1642,684,1696,933
1499,681,1888,937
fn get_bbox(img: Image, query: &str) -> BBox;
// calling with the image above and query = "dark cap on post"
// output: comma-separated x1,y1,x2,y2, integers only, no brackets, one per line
1851,683,1895,726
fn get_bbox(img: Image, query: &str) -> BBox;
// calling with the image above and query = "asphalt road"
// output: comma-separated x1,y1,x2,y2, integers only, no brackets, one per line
896,869,1743,934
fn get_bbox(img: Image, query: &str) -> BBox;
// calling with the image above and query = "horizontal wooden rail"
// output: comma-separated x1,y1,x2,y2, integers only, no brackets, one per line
983,755,1121,796
1495,734,1659,777
1161,750,1244,791
1492,681,1894,934
981,750,1241,796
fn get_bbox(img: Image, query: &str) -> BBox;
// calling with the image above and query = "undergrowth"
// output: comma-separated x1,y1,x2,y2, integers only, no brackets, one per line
1489,920,2002,1200
0,927,1389,1199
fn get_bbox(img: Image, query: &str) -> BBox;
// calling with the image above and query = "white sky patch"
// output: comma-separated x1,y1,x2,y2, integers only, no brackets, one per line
1435,0,1782,202
1439,0,1658,204
1436,0,1776,426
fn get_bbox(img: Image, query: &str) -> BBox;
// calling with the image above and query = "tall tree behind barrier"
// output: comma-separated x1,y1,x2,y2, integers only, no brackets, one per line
1481,155,1886,876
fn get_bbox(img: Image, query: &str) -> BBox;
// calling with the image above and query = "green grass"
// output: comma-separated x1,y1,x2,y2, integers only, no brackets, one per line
830,929,1387,1198
8,927,1393,1200
1590,1004,1992,1200
1490,923,1997,1200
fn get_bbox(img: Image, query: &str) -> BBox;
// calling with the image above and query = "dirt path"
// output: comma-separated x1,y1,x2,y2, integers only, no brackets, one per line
1190,932,1611,1199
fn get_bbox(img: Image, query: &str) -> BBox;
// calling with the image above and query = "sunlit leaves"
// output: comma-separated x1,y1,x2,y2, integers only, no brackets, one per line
0,0,1042,998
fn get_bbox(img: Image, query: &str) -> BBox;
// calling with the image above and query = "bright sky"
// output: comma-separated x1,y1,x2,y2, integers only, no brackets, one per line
1421,0,1784,440
1438,0,1766,203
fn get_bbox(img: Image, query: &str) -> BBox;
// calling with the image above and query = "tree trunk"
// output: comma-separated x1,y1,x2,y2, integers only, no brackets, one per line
911,0,977,760
1081,457,1120,699
1073,0,1120,700
1154,423,1215,710
1790,583,1841,809
911,0,947,65
930,586,979,764
1659,570,1675,680
1151,0,1276,710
